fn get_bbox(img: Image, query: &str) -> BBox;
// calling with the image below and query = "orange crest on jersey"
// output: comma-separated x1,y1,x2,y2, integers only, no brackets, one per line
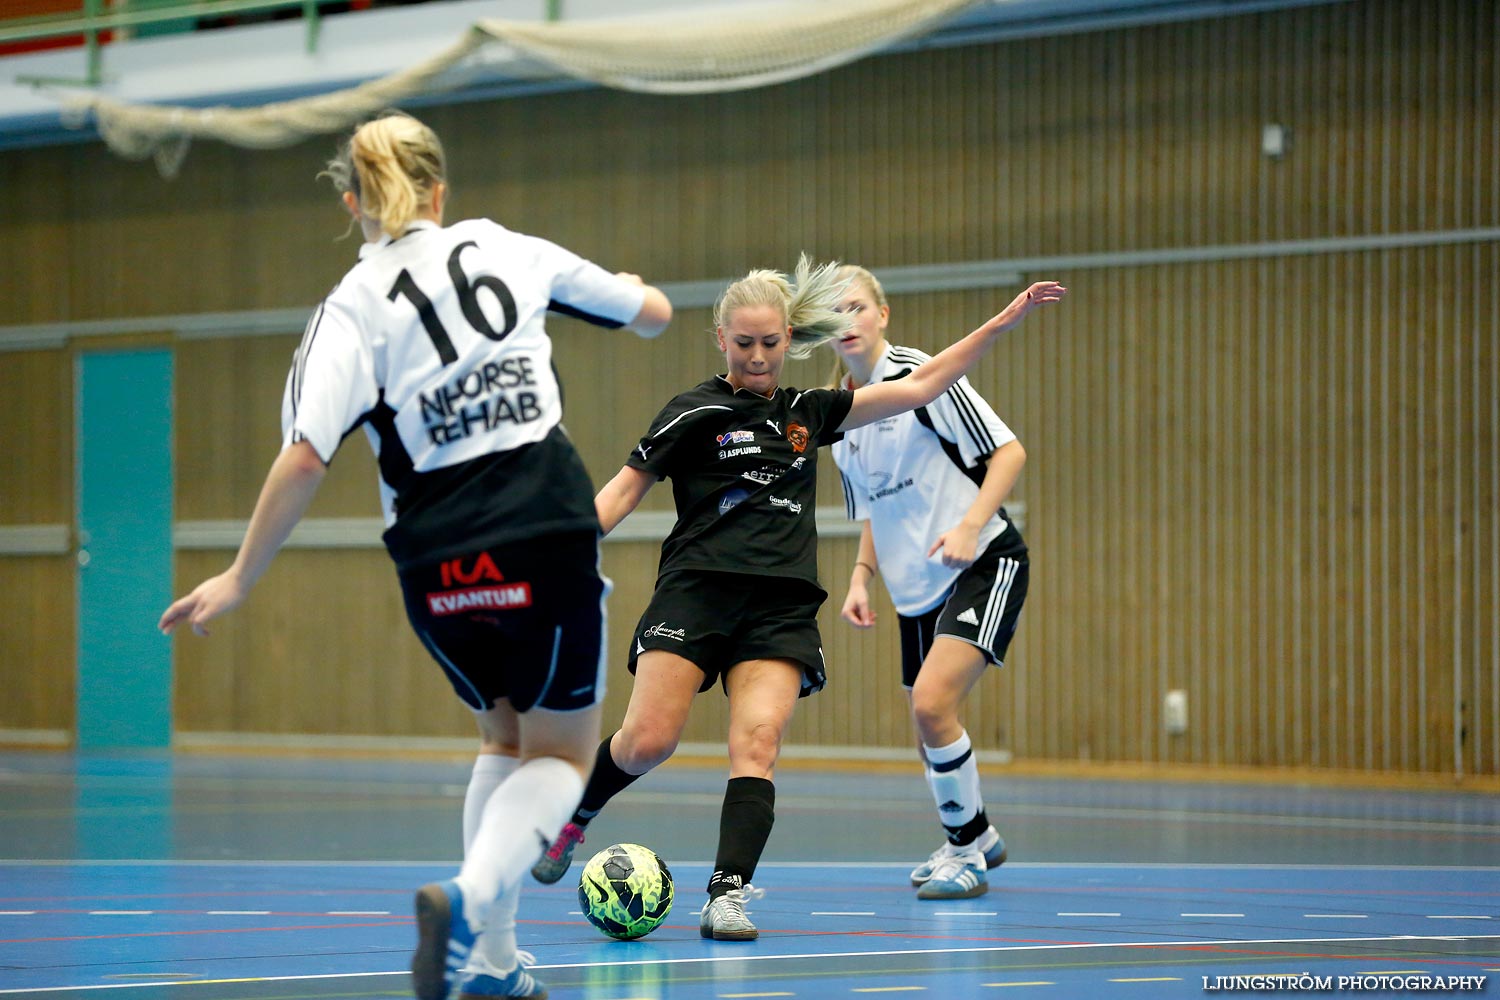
787,422,810,453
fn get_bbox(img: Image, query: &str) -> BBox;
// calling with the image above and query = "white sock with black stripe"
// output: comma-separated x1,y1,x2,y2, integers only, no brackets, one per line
923,730,985,847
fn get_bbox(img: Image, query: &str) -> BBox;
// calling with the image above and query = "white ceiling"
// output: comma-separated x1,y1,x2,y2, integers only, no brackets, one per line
0,0,1345,150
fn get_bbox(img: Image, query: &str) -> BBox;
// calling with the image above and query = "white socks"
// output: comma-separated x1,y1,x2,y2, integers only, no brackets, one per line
464,753,517,855
922,730,984,833
455,756,584,962
462,753,523,978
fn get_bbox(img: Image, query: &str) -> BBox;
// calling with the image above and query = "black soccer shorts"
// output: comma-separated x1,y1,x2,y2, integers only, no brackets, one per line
626,569,829,697
897,530,1029,687
397,530,608,713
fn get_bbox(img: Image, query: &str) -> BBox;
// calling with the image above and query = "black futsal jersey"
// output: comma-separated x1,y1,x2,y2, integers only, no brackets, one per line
627,375,855,589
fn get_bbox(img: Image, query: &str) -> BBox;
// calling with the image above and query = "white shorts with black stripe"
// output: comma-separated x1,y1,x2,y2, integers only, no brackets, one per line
896,529,1029,687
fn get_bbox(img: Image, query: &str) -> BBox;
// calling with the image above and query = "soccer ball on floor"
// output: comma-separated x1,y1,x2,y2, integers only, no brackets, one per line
577,842,674,940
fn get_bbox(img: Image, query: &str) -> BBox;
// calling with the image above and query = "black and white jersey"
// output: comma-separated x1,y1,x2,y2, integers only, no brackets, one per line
627,376,855,587
281,218,646,569
830,343,1020,616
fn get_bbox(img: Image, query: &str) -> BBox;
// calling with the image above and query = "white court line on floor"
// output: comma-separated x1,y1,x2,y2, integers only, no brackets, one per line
5,934,1496,993
326,910,390,915
86,911,152,915
1181,913,1245,917
1303,914,1369,918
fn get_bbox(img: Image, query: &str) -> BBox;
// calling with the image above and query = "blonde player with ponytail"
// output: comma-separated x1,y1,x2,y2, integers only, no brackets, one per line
160,112,672,1000
530,254,1064,941
828,265,1045,901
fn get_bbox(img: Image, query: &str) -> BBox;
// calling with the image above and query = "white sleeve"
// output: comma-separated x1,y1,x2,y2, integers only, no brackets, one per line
831,440,869,521
280,296,379,464
925,376,1016,466
531,235,647,329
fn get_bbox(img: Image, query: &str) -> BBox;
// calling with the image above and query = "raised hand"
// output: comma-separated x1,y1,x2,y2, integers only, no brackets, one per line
991,280,1067,334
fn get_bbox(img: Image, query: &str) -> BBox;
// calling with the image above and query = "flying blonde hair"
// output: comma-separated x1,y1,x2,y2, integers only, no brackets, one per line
715,253,852,359
322,112,446,240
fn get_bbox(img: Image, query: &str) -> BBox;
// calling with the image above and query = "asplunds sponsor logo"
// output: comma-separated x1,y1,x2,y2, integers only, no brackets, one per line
716,428,762,459
426,553,531,616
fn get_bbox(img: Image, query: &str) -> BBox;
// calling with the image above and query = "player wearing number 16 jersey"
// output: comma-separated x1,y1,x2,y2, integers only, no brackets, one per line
158,112,672,1000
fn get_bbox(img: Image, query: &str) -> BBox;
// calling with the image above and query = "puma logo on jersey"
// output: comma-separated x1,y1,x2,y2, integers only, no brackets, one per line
956,607,980,626
636,443,652,461
765,420,781,435
635,638,645,655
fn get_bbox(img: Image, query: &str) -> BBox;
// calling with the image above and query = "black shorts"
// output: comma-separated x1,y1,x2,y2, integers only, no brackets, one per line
397,530,608,713
897,530,1029,687
626,570,828,698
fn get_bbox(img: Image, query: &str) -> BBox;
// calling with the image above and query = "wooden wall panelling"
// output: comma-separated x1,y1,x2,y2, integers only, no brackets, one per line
5,0,1496,774
0,350,72,524
0,557,74,733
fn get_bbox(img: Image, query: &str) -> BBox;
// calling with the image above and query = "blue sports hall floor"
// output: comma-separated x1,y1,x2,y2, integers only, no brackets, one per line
0,750,1496,999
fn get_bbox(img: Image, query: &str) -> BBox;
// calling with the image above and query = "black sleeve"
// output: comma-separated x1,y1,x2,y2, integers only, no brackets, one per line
624,393,712,481
803,387,856,447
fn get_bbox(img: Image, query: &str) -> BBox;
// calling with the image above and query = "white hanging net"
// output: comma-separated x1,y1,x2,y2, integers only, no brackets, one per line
62,0,982,176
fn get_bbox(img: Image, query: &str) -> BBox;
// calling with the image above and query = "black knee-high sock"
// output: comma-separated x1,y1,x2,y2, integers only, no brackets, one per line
707,776,775,897
570,734,642,827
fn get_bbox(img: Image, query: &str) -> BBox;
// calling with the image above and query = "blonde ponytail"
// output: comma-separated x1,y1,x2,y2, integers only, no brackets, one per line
322,112,446,239
714,253,852,360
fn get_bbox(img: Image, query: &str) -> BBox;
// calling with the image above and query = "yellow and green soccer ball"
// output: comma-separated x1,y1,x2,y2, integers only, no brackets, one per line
577,842,674,940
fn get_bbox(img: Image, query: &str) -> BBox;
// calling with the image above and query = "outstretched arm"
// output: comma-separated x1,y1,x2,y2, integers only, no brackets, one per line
595,465,658,536
838,281,1065,432
616,272,673,339
158,440,327,636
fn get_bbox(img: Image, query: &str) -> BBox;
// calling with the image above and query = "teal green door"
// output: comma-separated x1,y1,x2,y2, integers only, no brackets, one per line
76,349,174,749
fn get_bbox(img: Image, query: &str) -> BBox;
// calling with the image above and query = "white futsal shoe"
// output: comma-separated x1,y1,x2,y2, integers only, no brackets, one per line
909,825,1007,886
915,844,988,900
699,881,765,941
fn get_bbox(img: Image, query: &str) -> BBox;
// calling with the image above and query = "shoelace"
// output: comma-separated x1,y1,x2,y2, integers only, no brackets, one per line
546,825,584,861
927,852,983,883
715,883,766,918
923,841,958,867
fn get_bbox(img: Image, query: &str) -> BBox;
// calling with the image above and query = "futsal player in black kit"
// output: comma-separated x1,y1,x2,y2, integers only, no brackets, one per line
158,112,673,1000
532,255,1065,940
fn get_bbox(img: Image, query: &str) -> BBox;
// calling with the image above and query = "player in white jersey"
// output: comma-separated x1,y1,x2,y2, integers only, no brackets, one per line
530,255,1064,941
829,265,1033,901
158,113,672,1000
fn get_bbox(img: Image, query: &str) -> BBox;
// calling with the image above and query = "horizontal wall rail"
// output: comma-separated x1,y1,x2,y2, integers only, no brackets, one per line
4,228,1495,353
